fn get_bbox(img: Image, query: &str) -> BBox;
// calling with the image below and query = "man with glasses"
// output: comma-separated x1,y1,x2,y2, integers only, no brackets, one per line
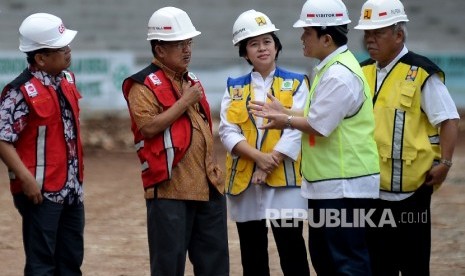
0,13,85,275
122,7,229,276
354,0,460,274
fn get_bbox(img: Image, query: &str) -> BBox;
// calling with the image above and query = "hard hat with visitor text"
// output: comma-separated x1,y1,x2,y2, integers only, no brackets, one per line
19,13,77,52
147,7,201,41
354,0,409,30
232,9,279,46
293,0,351,28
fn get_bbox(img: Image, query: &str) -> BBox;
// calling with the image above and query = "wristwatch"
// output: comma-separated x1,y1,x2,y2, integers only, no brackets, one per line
440,159,453,168
286,115,294,129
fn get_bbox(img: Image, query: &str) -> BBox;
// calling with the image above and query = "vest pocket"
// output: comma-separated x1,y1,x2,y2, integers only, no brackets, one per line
277,91,293,109
399,82,416,109
226,101,248,124
31,96,56,118
378,144,417,165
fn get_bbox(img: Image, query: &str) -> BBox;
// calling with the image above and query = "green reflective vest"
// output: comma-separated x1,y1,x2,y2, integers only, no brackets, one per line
301,50,379,183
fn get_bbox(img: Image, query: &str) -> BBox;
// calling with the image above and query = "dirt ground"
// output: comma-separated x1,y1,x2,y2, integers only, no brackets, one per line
1,113,464,276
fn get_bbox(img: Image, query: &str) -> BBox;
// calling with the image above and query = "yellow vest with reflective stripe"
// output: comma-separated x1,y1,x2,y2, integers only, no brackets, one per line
361,51,444,192
225,67,305,195
301,50,380,183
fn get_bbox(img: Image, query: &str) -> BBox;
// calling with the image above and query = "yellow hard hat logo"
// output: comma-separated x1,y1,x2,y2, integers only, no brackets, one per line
255,16,267,26
363,9,372,19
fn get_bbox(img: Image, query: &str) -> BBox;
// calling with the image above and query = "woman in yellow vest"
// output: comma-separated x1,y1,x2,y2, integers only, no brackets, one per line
219,9,310,276
250,0,380,275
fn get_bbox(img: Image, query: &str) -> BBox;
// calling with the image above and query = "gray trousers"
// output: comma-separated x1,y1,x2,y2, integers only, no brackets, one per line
146,188,229,276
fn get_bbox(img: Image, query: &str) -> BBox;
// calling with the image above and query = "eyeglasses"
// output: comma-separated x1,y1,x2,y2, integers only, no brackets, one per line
162,40,193,50
364,25,397,40
43,45,70,54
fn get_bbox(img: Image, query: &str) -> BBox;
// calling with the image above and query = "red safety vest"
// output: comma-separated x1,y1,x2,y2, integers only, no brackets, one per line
1,70,84,194
122,64,212,189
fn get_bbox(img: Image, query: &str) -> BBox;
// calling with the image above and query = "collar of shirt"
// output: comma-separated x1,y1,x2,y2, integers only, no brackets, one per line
250,69,275,88
314,45,348,74
152,58,187,94
250,69,275,107
375,45,408,91
376,45,408,74
28,66,64,91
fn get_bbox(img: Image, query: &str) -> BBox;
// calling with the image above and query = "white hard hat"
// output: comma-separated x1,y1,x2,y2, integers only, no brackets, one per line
232,9,279,46
293,0,351,28
354,0,409,30
19,13,77,52
147,7,201,41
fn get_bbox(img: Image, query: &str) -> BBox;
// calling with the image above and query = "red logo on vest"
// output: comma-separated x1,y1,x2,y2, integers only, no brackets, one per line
25,82,38,98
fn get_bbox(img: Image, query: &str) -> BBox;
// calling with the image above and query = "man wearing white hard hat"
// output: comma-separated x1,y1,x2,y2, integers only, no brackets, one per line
249,0,380,274
0,13,84,275
122,7,229,276
354,0,460,275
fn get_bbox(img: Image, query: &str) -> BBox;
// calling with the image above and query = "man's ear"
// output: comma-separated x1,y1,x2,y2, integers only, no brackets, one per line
34,53,46,67
395,28,405,44
323,34,333,48
154,44,166,58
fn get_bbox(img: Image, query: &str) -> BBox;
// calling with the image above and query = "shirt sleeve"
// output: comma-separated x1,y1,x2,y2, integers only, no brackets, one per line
0,88,29,143
308,65,365,137
127,82,163,131
273,77,309,161
421,73,460,126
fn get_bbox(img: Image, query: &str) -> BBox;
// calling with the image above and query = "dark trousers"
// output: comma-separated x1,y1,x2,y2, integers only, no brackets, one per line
146,189,229,276
236,219,310,276
307,198,372,276
13,194,85,276
367,185,433,276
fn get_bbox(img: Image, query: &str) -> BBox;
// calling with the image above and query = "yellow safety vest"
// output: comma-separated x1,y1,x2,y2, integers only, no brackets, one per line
361,51,444,192
225,67,306,195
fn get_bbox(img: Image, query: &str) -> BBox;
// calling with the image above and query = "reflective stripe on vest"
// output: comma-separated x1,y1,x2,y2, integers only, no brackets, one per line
429,135,439,144
135,140,144,151
35,125,46,190
164,126,174,179
392,109,405,192
227,158,239,193
141,161,149,171
284,159,296,186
